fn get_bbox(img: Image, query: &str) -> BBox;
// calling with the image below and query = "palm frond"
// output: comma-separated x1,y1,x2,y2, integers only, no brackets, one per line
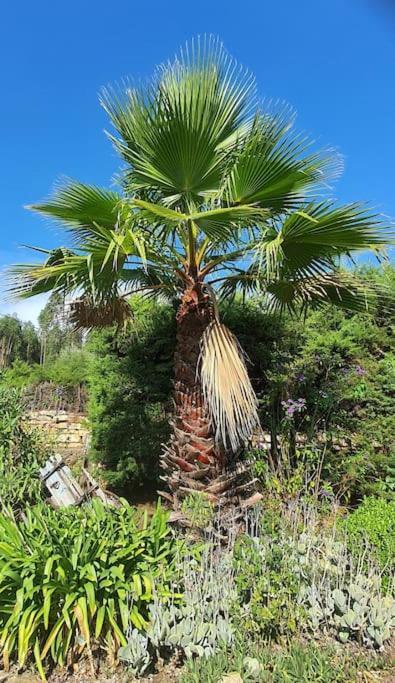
253,203,394,281
121,265,181,301
199,321,259,451
6,246,123,304
265,272,391,314
101,36,255,202
131,199,188,224
132,198,269,244
28,180,124,235
189,205,269,242
5,248,78,300
223,106,342,210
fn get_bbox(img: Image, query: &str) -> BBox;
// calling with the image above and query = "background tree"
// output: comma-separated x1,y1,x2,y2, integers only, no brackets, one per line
0,315,40,368
38,291,83,364
7,38,393,508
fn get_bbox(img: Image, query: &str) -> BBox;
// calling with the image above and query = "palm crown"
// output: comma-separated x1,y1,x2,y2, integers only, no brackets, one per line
8,37,392,319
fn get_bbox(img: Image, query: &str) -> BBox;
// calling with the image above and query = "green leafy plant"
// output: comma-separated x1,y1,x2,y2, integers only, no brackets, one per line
120,531,235,670
232,519,303,639
290,519,395,648
0,500,178,679
341,497,395,579
0,386,47,510
181,492,214,529
118,628,150,676
180,640,385,683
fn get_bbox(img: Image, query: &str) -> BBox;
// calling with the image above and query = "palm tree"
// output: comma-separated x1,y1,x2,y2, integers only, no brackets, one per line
7,37,393,509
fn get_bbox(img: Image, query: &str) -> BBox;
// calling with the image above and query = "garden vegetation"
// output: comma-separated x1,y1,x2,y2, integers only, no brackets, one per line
0,37,394,682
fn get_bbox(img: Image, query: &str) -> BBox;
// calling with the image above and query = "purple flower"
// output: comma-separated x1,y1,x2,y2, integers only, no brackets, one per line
354,365,366,377
281,398,306,418
296,373,306,382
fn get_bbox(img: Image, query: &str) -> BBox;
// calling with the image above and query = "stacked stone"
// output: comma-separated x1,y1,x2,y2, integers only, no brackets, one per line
23,410,89,464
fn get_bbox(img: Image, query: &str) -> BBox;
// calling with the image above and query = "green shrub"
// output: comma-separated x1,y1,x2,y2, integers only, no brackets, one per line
342,497,395,575
0,500,178,677
0,386,47,510
0,348,90,390
87,297,175,492
232,511,303,640
181,492,214,529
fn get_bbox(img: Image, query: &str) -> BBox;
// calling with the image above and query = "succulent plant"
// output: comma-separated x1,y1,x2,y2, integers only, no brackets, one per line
142,541,235,661
300,557,395,648
147,600,233,659
118,628,151,676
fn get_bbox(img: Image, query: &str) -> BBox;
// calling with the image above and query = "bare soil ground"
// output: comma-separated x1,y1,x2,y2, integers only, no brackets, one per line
0,660,182,683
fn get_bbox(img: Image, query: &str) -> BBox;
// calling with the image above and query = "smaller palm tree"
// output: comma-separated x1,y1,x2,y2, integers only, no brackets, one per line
7,37,393,508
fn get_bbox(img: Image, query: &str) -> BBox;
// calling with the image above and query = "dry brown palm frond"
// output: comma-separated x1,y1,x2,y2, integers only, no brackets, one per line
68,296,133,330
199,321,260,452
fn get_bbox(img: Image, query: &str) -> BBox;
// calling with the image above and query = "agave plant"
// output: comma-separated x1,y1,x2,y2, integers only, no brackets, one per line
7,37,393,507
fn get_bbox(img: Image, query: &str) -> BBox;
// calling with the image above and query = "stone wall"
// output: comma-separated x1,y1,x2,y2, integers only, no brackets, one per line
24,412,354,469
25,410,90,465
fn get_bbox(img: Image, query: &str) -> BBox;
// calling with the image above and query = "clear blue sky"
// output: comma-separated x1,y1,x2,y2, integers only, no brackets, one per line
1,0,394,321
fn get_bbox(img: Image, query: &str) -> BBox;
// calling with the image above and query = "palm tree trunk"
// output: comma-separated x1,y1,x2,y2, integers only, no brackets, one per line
160,284,257,510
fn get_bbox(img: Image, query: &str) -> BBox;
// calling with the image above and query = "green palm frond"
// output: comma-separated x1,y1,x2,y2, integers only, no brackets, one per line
265,272,390,314
131,199,188,224
101,36,255,203
254,203,394,280
222,108,342,210
6,248,78,300
7,246,123,304
28,181,124,235
189,205,269,242
216,264,263,301
132,198,269,243
218,268,393,315
121,265,181,301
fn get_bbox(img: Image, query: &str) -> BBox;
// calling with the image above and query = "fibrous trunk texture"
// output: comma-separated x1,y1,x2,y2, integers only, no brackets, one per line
159,285,259,511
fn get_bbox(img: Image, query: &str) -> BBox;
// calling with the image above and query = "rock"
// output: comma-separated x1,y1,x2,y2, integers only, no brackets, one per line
218,674,244,683
55,415,69,423
243,657,263,680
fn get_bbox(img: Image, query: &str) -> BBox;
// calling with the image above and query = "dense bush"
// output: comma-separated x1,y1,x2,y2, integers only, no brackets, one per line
87,297,175,492
0,500,178,676
233,525,302,639
342,497,395,577
0,386,47,510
